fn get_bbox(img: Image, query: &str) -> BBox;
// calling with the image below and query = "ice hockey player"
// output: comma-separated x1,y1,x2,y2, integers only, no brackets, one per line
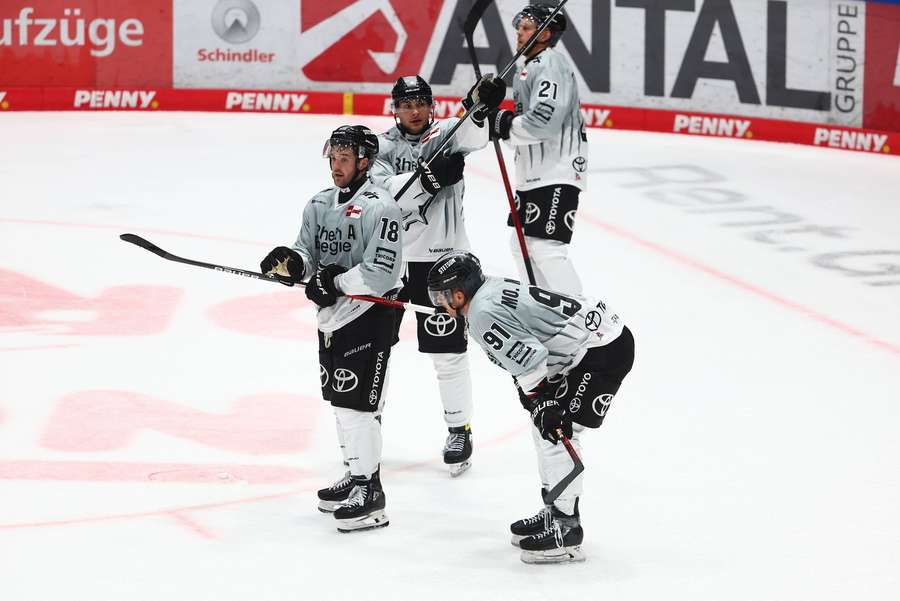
426,250,635,563
369,74,503,476
260,125,403,533
480,3,588,295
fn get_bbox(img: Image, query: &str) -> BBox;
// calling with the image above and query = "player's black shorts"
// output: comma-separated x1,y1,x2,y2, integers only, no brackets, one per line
549,326,635,428
507,184,580,244
318,302,397,412
395,261,468,354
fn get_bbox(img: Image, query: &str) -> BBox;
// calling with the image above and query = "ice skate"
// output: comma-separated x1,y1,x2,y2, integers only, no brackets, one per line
334,476,389,533
510,506,550,546
519,504,585,564
316,470,354,513
443,424,473,477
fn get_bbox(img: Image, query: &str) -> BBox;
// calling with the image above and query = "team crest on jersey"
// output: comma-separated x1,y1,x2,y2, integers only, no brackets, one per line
345,205,362,219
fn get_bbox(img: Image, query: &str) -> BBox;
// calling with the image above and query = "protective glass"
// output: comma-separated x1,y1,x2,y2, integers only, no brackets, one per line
427,288,454,309
322,140,361,160
393,96,433,113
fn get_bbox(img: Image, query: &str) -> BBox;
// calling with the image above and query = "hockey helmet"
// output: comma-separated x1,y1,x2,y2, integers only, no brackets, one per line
427,251,486,308
391,75,434,108
513,3,567,46
323,125,379,163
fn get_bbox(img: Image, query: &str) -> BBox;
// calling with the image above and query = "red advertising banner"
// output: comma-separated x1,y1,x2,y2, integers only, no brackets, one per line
0,0,172,88
863,2,900,132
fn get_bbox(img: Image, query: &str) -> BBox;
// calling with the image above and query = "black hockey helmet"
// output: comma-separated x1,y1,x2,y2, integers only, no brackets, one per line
427,251,486,308
513,3,567,46
391,75,433,108
323,125,379,163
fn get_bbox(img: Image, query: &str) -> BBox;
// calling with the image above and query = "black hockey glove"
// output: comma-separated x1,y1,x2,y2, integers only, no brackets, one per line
487,108,514,141
305,264,347,308
463,74,507,126
260,246,305,286
522,384,572,444
419,152,465,196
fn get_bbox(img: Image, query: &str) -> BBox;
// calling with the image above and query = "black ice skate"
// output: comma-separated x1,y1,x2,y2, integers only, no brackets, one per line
510,506,550,546
443,424,473,477
334,476,389,533
519,504,585,564
316,471,354,513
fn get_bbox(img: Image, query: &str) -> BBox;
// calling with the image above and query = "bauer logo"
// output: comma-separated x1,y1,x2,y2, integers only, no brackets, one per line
211,0,260,44
673,115,752,139
813,128,890,153
73,90,157,109
225,92,308,112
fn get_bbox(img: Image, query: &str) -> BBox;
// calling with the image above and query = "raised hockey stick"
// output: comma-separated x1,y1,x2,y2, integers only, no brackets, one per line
119,233,436,314
392,0,569,204
463,0,536,286
542,430,584,505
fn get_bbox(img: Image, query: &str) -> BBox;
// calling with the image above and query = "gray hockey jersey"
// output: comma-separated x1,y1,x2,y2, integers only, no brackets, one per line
508,47,587,192
466,276,623,392
370,118,488,262
290,180,404,333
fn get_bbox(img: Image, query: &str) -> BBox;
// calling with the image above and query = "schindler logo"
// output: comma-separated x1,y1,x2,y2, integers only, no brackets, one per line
211,0,260,44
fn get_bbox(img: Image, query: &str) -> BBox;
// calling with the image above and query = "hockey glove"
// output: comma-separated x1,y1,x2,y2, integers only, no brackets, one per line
419,152,465,196
487,109,514,141
463,74,507,126
305,264,347,308
522,385,572,444
260,246,305,286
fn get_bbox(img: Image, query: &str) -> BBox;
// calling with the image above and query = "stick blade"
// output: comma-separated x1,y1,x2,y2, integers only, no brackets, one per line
119,233,167,257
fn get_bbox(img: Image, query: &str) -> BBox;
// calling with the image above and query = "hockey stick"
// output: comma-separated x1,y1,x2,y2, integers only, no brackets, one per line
463,0,536,286
119,233,436,314
392,0,569,204
542,430,584,505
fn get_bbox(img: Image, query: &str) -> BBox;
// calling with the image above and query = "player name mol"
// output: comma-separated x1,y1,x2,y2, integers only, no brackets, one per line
226,92,308,112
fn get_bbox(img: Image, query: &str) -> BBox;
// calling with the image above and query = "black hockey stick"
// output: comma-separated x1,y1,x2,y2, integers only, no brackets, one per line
463,0,536,286
392,0,569,204
119,233,436,314
543,430,584,505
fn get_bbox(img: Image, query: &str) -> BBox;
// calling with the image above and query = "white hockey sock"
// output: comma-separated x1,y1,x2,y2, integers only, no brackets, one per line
334,406,383,479
509,232,583,295
431,352,473,428
532,423,585,515
335,414,349,465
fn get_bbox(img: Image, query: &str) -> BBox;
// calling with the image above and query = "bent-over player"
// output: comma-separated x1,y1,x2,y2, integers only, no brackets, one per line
426,251,634,563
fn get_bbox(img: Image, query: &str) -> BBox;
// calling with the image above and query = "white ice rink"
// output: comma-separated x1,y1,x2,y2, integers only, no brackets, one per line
1,112,899,601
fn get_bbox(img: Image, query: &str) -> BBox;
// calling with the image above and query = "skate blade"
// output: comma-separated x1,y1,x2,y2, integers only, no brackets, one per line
510,534,526,547
520,545,586,564
448,460,472,478
336,510,389,533
317,499,345,513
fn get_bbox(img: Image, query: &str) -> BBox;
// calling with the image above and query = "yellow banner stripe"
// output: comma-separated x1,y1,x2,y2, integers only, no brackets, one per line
342,93,353,115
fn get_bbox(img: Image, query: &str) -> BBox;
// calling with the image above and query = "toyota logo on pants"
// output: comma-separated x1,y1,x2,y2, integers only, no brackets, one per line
525,203,540,224
319,364,329,387
332,368,359,393
424,313,458,337
592,393,614,417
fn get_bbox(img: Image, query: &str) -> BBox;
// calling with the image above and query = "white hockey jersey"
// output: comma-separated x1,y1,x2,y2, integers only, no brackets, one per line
290,180,404,333
370,118,488,262
466,276,624,392
508,47,587,192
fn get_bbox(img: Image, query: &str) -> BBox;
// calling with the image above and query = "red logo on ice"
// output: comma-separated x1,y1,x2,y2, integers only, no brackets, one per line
299,0,444,83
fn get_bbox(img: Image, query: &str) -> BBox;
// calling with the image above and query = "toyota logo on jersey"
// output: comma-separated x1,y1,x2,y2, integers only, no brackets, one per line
424,313,457,337
332,368,359,393
584,311,602,331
